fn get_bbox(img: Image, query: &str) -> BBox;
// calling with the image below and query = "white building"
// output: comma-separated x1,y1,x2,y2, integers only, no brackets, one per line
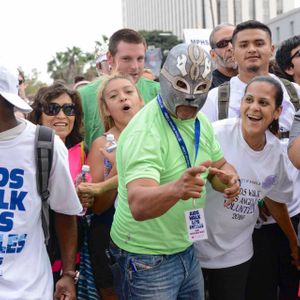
122,0,296,38
267,7,300,45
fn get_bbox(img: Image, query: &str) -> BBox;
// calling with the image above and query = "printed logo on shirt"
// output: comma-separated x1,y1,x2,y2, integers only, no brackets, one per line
0,167,28,272
262,175,277,189
225,178,261,221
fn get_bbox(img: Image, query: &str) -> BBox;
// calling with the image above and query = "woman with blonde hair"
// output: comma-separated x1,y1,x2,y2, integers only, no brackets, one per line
79,73,144,299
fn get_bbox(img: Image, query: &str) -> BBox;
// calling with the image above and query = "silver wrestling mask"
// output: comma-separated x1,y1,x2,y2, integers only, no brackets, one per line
159,43,212,117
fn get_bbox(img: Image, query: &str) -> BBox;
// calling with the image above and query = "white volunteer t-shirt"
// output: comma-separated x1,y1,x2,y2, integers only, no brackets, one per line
0,120,82,300
201,74,300,221
195,118,293,269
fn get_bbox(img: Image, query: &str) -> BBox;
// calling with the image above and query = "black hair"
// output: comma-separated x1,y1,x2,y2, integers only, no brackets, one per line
244,76,283,136
232,20,272,45
275,35,300,81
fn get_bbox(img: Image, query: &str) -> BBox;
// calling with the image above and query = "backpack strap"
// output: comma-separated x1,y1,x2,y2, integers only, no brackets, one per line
35,125,54,244
218,82,230,120
279,78,300,112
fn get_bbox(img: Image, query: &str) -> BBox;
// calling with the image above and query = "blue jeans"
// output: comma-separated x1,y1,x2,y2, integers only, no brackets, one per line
109,242,204,300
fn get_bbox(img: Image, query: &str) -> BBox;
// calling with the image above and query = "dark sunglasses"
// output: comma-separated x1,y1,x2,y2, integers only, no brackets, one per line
18,79,24,85
290,49,300,62
214,39,232,49
43,103,76,116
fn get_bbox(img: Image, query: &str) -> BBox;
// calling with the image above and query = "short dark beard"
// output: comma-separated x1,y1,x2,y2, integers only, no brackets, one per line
247,66,260,73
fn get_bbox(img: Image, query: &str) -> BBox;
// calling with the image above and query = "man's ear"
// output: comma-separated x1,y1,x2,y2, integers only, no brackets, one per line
270,44,275,57
107,51,114,67
285,65,295,76
210,49,217,61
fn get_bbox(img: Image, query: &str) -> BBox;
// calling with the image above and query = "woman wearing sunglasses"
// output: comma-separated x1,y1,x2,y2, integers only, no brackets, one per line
28,82,87,183
28,82,98,299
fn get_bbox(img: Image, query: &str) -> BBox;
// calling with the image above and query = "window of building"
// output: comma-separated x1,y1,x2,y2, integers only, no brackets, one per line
263,0,270,22
277,0,283,15
290,20,294,36
217,0,221,24
276,26,280,43
235,0,242,24
250,0,256,19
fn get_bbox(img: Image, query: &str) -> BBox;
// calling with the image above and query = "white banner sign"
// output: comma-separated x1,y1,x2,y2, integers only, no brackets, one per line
183,28,212,53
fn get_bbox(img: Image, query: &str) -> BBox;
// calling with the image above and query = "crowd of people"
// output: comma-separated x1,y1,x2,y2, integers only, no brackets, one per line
0,19,300,300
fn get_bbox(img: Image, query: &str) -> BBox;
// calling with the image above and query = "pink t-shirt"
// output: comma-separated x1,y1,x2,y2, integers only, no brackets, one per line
68,142,86,184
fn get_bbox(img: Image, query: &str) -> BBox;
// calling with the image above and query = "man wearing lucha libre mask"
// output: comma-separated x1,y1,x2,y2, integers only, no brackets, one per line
109,43,240,299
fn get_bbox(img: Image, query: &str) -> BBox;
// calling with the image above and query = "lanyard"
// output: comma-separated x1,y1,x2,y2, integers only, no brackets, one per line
157,95,200,168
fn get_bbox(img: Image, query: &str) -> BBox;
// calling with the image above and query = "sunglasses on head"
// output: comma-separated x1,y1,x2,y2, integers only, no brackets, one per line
43,103,76,116
214,39,232,49
290,49,300,62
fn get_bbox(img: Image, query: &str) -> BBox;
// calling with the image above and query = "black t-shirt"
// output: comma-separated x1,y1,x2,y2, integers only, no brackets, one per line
210,69,232,90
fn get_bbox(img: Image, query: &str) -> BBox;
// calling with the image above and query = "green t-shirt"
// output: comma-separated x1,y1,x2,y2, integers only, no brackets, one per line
79,77,160,149
110,100,223,255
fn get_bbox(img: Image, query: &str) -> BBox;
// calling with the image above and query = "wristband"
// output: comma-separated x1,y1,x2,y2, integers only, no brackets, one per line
62,270,80,284
258,199,264,207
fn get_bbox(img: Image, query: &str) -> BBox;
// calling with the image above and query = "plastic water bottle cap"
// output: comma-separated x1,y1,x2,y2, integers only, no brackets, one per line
106,133,115,141
82,165,90,172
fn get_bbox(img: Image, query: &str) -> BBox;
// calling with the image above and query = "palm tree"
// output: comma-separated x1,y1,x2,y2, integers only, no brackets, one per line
47,47,93,84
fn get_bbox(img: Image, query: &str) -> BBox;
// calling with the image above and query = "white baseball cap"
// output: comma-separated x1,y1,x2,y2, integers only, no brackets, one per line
0,64,32,113
96,53,108,64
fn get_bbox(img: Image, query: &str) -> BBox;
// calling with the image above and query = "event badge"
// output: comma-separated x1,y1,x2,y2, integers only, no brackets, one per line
185,208,207,242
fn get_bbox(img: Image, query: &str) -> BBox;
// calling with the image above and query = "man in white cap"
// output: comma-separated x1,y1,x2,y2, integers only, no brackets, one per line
0,64,82,300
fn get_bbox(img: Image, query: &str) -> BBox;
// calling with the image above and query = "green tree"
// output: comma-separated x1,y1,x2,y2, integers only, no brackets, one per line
24,68,46,100
47,36,109,83
47,46,94,84
139,30,182,62
95,35,109,51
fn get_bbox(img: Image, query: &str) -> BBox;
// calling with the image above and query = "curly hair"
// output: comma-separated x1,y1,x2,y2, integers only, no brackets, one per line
27,82,84,148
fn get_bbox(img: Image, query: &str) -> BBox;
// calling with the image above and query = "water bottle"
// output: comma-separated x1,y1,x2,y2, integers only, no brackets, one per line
105,134,117,153
76,164,91,215
104,134,117,179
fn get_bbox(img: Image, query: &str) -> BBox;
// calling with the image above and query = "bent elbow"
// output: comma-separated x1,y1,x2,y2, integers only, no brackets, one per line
128,198,147,221
130,205,147,221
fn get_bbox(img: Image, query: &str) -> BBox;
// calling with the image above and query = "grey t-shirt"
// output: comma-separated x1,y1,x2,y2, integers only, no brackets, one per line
289,110,300,246
289,109,300,147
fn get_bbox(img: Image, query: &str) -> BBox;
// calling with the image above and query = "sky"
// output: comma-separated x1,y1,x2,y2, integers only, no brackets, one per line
0,0,122,83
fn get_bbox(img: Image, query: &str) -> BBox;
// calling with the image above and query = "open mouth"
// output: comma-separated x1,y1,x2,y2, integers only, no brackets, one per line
247,115,262,122
122,105,131,111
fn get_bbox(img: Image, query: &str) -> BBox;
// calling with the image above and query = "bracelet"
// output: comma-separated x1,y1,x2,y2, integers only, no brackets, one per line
258,199,265,208
62,270,80,284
